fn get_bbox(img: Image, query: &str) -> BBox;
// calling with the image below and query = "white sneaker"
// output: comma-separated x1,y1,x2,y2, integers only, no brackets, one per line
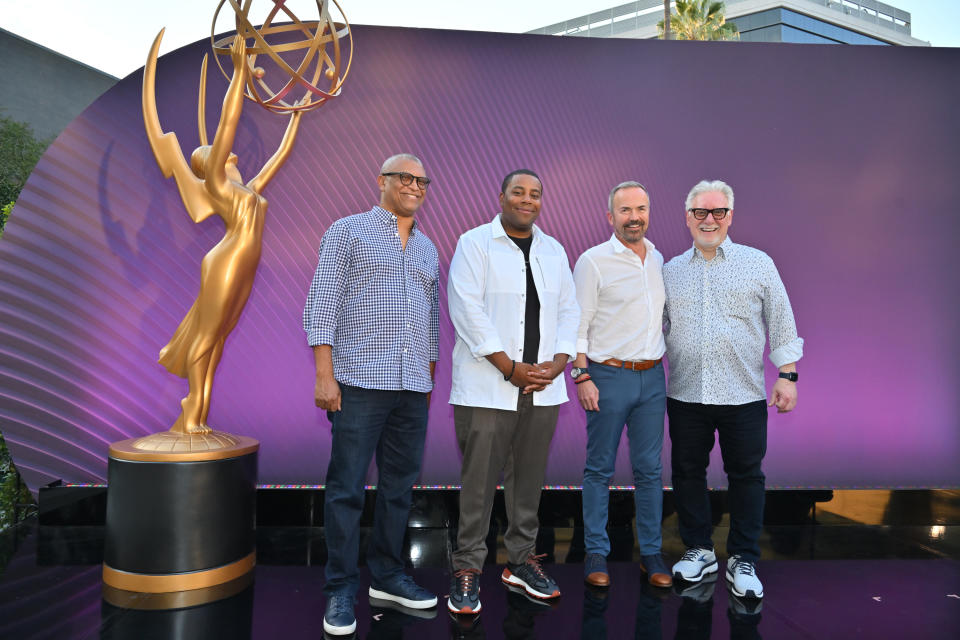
672,547,718,582
726,555,763,599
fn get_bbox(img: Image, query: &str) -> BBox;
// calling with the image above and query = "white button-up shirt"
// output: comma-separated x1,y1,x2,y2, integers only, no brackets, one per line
448,214,580,409
663,237,804,405
573,235,666,362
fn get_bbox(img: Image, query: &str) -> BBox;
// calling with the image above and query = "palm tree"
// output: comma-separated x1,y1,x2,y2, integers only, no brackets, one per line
657,0,739,41
664,0,672,40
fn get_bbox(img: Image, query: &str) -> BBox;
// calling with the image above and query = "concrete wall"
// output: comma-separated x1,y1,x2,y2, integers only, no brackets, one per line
0,28,117,141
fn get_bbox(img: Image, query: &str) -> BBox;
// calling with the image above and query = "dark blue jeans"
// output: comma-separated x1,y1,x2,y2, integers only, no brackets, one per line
667,398,767,563
323,385,428,597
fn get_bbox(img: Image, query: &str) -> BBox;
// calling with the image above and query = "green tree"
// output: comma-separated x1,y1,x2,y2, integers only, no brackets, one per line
0,432,33,535
0,115,45,530
0,114,50,236
658,0,740,41
0,202,12,238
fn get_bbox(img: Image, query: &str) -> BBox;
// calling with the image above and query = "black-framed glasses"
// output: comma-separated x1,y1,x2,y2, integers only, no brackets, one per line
381,171,431,189
688,207,730,221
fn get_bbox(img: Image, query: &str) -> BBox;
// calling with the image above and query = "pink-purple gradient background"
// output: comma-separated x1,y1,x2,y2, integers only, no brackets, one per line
1,27,958,490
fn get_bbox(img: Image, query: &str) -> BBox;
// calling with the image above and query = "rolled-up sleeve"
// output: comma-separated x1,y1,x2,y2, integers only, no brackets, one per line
762,258,804,367
447,233,504,359
303,221,349,347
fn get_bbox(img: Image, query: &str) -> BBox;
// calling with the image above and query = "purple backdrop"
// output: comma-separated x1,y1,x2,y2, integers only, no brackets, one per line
1,27,958,490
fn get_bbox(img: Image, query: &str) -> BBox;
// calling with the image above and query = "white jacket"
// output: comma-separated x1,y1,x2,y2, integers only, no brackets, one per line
448,215,579,409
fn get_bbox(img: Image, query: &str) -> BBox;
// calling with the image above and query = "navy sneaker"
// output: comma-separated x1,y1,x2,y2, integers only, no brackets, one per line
448,567,482,614
323,593,356,636
369,574,438,609
583,552,609,587
501,553,561,599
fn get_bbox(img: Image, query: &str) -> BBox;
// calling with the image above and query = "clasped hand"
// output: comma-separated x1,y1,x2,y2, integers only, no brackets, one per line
509,359,564,394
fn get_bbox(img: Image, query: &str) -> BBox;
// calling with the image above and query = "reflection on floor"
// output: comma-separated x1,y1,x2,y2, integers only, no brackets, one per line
1,489,958,639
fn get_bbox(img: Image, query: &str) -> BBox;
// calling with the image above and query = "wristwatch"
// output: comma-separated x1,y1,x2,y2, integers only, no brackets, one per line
570,367,588,380
778,371,798,382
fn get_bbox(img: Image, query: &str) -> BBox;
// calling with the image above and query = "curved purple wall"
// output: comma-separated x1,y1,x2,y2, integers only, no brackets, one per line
1,26,958,489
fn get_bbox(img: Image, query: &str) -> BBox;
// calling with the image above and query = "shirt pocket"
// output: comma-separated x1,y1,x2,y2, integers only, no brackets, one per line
533,254,562,295
487,244,525,294
411,258,436,290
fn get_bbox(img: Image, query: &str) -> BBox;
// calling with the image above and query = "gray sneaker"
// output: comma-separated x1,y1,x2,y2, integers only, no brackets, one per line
672,547,718,583
726,555,763,599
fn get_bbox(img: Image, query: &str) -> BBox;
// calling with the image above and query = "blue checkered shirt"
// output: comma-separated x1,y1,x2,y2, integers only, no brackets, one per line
303,206,439,393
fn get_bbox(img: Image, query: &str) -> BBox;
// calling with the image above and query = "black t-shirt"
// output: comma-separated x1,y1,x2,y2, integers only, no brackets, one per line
509,235,541,364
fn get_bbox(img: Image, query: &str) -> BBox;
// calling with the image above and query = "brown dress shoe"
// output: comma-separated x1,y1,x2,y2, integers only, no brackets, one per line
647,570,672,588
584,553,610,587
640,554,673,588
585,570,610,587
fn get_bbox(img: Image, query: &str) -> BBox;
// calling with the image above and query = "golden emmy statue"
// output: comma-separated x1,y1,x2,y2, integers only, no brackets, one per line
103,1,353,607
133,0,352,452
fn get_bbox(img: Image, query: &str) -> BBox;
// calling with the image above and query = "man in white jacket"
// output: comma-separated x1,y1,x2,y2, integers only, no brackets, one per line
446,169,579,615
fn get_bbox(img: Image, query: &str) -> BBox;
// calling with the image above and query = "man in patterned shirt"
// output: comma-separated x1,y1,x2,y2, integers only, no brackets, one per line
663,180,803,601
303,154,440,636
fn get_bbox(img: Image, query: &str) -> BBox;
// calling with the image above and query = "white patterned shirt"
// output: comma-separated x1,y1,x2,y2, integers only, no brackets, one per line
447,215,580,410
663,236,803,405
573,235,666,362
303,206,439,393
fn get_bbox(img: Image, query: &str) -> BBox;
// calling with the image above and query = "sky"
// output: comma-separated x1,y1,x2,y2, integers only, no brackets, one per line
2,0,958,79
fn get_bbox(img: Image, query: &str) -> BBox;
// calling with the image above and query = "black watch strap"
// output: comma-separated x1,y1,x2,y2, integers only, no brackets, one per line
778,371,798,382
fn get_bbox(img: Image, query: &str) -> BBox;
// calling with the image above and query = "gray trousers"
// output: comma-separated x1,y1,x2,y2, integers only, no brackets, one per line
452,393,560,570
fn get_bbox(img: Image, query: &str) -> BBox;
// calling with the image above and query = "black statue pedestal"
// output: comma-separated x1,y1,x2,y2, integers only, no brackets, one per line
102,435,258,609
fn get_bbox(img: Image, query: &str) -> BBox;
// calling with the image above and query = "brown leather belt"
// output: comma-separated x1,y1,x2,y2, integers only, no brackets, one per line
592,357,662,371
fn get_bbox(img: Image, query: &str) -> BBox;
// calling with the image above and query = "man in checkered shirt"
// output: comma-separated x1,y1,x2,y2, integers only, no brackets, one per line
303,154,440,636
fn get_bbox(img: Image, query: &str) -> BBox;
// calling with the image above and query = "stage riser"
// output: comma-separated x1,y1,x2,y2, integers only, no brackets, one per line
39,488,959,528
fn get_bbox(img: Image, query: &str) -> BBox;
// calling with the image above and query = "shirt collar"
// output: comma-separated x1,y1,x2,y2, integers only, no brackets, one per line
608,233,655,255
372,205,418,234
491,213,540,242
690,235,734,262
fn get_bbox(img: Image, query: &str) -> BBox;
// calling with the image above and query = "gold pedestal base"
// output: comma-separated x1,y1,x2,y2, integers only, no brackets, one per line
110,433,258,463
131,429,240,452
102,551,256,594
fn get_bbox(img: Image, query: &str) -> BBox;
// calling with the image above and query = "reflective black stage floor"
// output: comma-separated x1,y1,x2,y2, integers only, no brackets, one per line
2,490,959,639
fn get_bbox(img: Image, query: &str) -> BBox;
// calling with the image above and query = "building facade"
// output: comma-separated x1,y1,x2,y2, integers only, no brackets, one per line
527,0,929,46
0,28,117,141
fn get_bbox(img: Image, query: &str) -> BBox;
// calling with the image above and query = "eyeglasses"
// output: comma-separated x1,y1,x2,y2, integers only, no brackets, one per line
381,171,431,190
688,207,730,221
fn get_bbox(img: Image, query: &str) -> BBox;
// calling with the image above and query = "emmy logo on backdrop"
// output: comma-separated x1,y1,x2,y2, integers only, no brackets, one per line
102,0,352,610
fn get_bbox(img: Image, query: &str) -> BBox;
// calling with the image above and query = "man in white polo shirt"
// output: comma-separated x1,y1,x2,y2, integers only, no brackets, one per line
571,181,671,589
